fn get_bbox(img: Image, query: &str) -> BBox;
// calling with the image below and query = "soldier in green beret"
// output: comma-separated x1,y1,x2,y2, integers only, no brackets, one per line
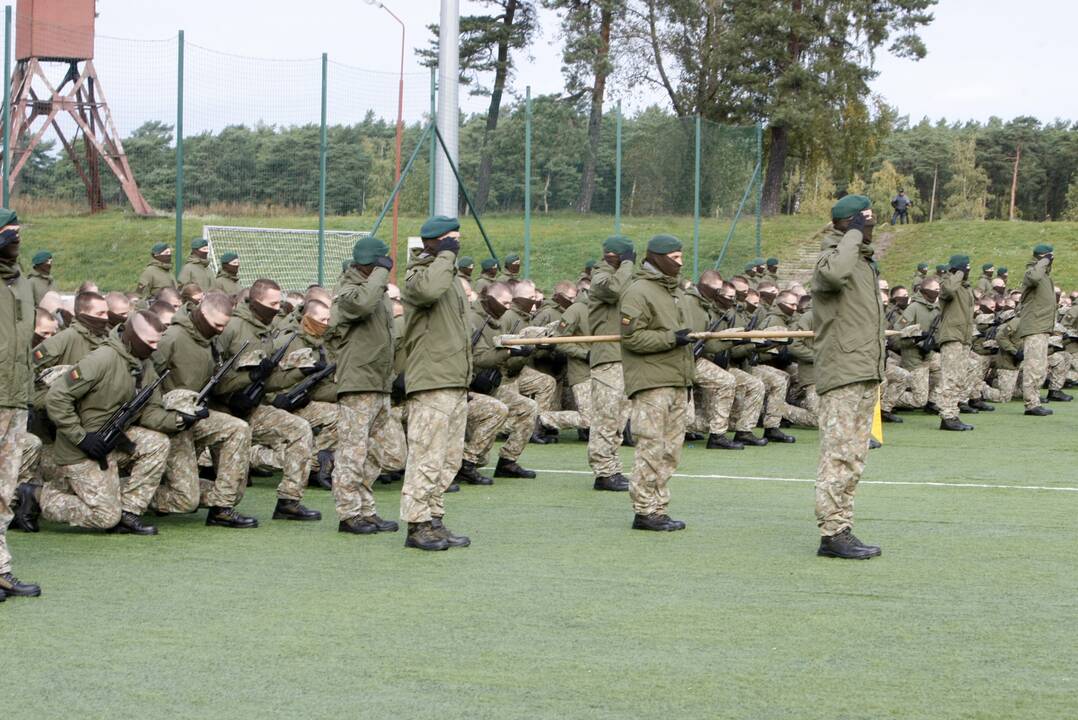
1018,244,1058,416
765,257,780,283
474,257,499,295
212,252,242,295
178,238,215,290
975,262,995,295
135,243,177,299
28,250,57,306
812,194,884,559
500,253,522,284
937,254,978,431
910,262,929,291
456,256,475,280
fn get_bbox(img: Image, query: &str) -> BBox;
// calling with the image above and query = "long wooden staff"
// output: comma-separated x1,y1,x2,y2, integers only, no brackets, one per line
495,329,901,346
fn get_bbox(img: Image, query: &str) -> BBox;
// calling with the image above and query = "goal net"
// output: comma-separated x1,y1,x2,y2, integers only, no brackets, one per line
202,225,370,291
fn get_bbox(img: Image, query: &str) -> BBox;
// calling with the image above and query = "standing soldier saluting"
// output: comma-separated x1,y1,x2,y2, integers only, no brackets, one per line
812,195,885,559
619,235,695,531
1019,244,1057,417
177,238,216,290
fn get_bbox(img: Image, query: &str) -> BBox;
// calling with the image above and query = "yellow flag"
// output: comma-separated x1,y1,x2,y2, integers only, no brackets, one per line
871,386,884,444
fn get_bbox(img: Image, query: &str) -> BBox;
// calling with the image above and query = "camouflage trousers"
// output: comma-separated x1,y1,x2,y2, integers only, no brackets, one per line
816,381,878,537
728,368,765,433
517,366,557,412
382,405,408,472
400,388,467,524
927,352,942,406
688,357,736,435
333,392,392,521
982,367,1019,403
898,365,930,409
154,410,251,513
0,409,28,575
938,341,972,420
571,382,592,427
629,387,688,517
494,379,539,461
801,385,820,416
463,392,509,466
751,365,816,428
587,362,631,478
296,400,339,460
18,431,42,485
248,404,314,501
1020,334,1049,410
1048,352,1069,391
41,426,170,529
881,359,911,412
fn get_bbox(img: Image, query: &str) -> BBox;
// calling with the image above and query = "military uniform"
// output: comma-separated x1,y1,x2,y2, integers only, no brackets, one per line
937,267,974,422
211,268,242,295
556,298,593,426
587,255,634,481
32,320,108,410
708,304,767,436
681,288,737,438
1018,253,1055,411
462,392,510,469
986,313,1022,402
177,254,215,290
758,306,817,427
28,268,56,306
895,292,939,409
136,258,176,298
502,303,582,431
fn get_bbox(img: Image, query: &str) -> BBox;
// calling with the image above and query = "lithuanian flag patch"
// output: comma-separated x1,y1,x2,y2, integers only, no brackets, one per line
32,349,44,362
68,368,82,382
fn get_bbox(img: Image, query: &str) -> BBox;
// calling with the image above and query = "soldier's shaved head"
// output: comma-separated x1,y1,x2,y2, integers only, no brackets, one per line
155,287,182,310
488,281,513,305
74,291,107,317
249,278,281,303
512,280,536,299
305,286,331,306
34,308,58,341
149,300,177,326
698,269,723,287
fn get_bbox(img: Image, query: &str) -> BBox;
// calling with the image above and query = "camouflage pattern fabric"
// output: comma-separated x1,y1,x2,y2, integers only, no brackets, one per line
728,368,765,433
927,352,942,407
400,388,467,524
629,387,688,517
333,393,390,521
493,379,539,461
295,400,339,458
965,351,992,401
1047,350,1068,391
463,392,509,466
1020,333,1049,410
0,410,27,574
154,410,252,513
18,431,42,485
587,361,631,478
897,365,930,409
982,368,1018,403
691,357,736,435
816,380,878,537
247,404,314,501
751,364,815,427
380,405,408,473
881,359,911,412
938,341,971,420
570,382,592,427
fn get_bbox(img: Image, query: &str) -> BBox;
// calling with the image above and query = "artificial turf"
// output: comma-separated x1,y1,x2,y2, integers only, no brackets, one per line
5,397,1077,718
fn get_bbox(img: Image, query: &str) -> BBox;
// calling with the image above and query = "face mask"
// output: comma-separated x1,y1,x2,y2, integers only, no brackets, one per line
604,252,620,269
894,296,910,309
107,311,128,329
716,294,735,309
33,332,48,347
921,289,939,303
123,320,156,360
512,297,536,314
77,313,110,337
698,284,720,302
194,248,208,259
778,303,797,317
153,253,172,265
38,262,52,275
482,294,509,320
734,287,747,302
645,251,682,278
224,263,240,277
191,308,221,339
249,298,278,326
459,267,473,279
506,262,521,274
553,293,574,310
745,301,758,313
301,314,328,338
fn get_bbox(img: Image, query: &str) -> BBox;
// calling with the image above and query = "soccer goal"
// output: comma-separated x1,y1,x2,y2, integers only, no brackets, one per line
202,226,369,291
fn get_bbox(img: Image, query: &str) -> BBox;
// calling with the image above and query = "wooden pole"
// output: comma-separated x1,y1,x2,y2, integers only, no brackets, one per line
928,165,937,223
497,329,900,346
1008,143,1021,221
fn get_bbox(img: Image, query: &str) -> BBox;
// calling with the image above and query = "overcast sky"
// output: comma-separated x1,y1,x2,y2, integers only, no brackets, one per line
29,0,1078,134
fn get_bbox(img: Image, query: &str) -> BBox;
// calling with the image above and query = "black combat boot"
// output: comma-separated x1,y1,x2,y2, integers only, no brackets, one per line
529,424,554,445
958,402,979,414
430,517,470,547
880,410,903,423
707,433,743,450
939,416,974,431
445,480,461,492
968,398,995,411
621,422,635,447
541,424,560,443
456,460,493,486
369,514,399,532
576,428,590,442
198,465,217,481
404,522,449,551
631,513,677,531
377,469,403,485
763,427,796,444
684,432,705,442
308,450,334,490
656,514,686,530
733,430,768,446
817,528,881,559
0,588,5,602
248,466,274,478
0,572,41,598
593,474,629,492
1046,389,1073,402
869,438,882,449
494,458,537,479
205,506,259,528
1024,406,1053,416
108,511,159,536
272,499,322,521
923,401,941,415
338,515,379,534
12,482,40,533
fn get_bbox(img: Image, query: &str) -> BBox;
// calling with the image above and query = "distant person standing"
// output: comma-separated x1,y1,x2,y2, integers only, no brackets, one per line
890,189,912,225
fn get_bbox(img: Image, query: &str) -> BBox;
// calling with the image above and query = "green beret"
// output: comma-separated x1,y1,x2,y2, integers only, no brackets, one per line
916,263,929,272
0,208,18,227
601,235,633,256
480,258,500,272
456,256,475,269
31,250,52,266
647,234,682,254
753,257,766,266
419,215,460,240
353,236,390,265
584,259,597,270
151,242,171,255
1033,243,1054,256
981,262,994,271
831,194,871,220
191,238,208,250
766,258,779,267
996,267,1008,276
949,254,970,269
744,262,755,272
220,252,239,265
935,264,948,273
503,254,521,266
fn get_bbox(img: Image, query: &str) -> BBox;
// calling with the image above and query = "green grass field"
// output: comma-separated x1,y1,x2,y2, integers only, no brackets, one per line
6,397,1077,718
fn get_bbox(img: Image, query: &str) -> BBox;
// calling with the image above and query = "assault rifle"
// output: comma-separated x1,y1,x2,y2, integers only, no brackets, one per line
95,370,171,470
196,340,249,407
228,333,296,418
273,363,336,412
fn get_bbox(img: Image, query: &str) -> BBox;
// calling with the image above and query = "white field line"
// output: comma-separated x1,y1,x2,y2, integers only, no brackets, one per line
490,467,1078,493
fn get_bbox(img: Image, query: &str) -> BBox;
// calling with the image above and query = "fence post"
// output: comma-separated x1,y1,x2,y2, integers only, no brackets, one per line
174,29,185,276
1,6,11,208
523,85,532,279
693,115,701,281
428,67,437,217
614,99,622,234
318,53,328,286
755,122,763,256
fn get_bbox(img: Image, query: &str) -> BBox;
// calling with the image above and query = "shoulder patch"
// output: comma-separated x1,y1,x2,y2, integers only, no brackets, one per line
621,316,632,326
68,368,81,382
33,349,44,362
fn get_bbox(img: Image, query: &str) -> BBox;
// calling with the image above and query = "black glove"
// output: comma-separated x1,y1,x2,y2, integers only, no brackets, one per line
536,343,556,352
847,211,867,233
674,329,692,346
301,360,328,376
619,248,636,265
251,357,275,381
508,346,534,357
374,255,394,272
436,236,460,255
1012,350,1024,363
116,433,138,456
228,391,261,417
78,431,109,461
272,394,297,411
178,407,209,430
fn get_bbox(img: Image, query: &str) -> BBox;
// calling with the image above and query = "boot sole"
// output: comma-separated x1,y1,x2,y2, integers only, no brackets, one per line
404,540,449,551
272,513,322,521
1,587,42,598
206,520,259,529
817,548,879,559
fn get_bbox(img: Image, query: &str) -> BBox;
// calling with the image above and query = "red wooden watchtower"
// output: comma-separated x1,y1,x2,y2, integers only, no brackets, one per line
7,0,151,214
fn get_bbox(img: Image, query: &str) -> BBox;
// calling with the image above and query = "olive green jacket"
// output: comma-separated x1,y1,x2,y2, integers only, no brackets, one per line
897,294,939,371
292,329,338,403
178,255,215,290
994,316,1022,370
501,305,534,376
46,335,178,465
33,321,106,371
214,302,307,402
152,310,218,394
810,227,886,395
473,273,497,295
325,265,394,395
974,274,993,295
681,288,727,357
136,259,176,298
28,269,56,306
468,307,511,373
0,268,34,409
1061,303,1078,353
556,299,591,387
211,269,241,295
392,314,406,376
938,272,973,346
401,251,472,395
588,259,634,368
619,265,695,398
1018,258,1055,338
789,309,816,386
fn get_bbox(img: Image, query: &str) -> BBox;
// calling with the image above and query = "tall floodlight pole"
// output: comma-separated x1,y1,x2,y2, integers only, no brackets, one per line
435,0,460,216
